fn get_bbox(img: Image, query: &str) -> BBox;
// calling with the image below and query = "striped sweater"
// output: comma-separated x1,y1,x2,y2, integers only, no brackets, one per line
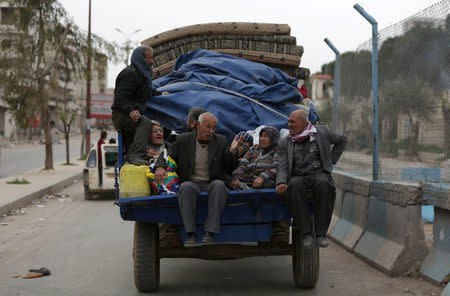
232,146,278,183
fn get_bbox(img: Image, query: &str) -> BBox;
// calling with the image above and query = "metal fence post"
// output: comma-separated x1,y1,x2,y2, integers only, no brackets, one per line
353,3,379,181
324,38,340,132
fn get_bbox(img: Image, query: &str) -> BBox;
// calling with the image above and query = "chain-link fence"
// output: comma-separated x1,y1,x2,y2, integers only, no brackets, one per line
318,0,449,184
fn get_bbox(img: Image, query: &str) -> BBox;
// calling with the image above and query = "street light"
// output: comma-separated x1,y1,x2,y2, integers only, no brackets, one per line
115,28,141,65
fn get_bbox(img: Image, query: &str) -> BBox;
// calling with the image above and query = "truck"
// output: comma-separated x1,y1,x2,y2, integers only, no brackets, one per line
114,22,319,292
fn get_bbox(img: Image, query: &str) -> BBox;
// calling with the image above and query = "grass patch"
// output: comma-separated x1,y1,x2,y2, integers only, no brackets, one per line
78,153,87,161
62,162,78,166
7,178,30,184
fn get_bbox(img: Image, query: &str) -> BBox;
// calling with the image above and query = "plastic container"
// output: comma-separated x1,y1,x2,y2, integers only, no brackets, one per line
119,164,150,198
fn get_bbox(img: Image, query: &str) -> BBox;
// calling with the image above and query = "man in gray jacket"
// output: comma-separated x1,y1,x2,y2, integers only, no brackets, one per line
276,110,347,248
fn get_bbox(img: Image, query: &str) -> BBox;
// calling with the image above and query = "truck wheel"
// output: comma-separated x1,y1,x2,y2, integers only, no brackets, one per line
84,185,94,200
292,229,319,289
133,222,160,292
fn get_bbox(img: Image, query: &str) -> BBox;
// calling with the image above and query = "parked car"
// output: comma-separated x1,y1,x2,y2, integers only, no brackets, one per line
83,143,118,200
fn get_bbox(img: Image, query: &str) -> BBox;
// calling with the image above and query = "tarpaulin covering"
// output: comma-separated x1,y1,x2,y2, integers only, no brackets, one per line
147,49,318,141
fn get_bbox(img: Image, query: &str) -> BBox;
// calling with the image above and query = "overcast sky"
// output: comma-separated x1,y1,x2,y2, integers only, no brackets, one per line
59,0,440,88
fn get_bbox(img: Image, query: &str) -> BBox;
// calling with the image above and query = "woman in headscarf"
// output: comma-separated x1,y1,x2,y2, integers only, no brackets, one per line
146,120,171,163
111,46,168,164
231,126,279,190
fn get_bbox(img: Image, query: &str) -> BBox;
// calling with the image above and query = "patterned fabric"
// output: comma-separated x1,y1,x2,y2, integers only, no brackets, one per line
146,155,180,195
232,146,278,184
237,131,254,159
290,122,317,143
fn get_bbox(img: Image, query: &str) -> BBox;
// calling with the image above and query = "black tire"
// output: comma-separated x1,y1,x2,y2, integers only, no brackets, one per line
292,229,320,289
133,222,160,292
84,185,94,200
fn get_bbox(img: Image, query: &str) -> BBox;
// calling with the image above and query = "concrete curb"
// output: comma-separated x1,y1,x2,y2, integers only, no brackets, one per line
0,172,82,217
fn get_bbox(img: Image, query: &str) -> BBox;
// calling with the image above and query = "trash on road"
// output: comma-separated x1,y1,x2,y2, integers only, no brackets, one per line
0,222,8,226
58,198,72,203
37,205,44,208
23,267,51,279
73,179,78,184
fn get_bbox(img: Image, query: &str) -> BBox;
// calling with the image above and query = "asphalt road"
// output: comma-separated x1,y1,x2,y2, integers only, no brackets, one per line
0,130,107,179
0,181,441,296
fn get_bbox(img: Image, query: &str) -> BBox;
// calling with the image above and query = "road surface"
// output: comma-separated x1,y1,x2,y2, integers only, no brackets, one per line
0,180,441,296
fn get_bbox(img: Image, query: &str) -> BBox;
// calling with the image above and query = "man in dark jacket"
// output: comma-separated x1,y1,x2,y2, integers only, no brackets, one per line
111,46,168,163
276,109,347,248
154,113,239,246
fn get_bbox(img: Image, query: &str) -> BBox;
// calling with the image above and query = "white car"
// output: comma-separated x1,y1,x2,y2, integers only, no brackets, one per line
83,143,119,200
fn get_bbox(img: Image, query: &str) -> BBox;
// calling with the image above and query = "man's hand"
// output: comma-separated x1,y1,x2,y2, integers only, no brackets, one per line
231,179,240,190
252,176,264,188
154,167,167,185
161,91,170,95
129,110,140,122
230,135,239,153
146,148,159,158
276,183,287,195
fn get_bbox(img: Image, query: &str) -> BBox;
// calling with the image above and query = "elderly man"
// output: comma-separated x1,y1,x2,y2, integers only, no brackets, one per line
111,46,168,164
276,109,347,248
155,112,239,245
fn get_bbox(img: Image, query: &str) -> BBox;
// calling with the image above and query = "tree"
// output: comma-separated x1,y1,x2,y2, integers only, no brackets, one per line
0,0,117,169
379,16,449,157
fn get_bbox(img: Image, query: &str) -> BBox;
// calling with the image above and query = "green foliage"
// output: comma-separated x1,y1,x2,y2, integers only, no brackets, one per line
7,178,30,184
0,0,118,130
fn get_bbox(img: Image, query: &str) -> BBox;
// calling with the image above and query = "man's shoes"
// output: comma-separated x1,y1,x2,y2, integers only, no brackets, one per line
184,232,197,247
317,235,329,248
201,232,214,244
302,234,314,248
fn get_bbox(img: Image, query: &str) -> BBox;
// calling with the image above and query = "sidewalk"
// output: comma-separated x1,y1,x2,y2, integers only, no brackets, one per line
0,158,85,217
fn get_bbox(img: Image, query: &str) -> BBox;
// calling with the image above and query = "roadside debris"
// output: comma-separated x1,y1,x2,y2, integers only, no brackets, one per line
22,267,51,279
0,222,8,226
58,198,72,203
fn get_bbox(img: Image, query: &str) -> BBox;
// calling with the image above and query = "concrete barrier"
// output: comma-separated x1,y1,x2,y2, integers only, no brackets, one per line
354,181,428,275
329,173,370,251
331,172,430,276
420,183,450,285
327,186,343,235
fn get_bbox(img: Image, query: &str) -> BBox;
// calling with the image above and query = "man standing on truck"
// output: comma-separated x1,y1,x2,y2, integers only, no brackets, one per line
154,112,239,246
111,46,169,164
276,109,347,248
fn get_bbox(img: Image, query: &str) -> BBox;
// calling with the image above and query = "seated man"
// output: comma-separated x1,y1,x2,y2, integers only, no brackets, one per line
276,110,347,248
231,126,279,190
155,112,239,245
186,107,206,132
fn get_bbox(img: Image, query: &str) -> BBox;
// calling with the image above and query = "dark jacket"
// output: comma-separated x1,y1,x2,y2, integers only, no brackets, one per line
111,64,161,115
155,132,239,184
276,125,347,185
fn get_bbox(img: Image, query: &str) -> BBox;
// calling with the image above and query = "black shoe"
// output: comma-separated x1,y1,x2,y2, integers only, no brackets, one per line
184,232,197,246
302,234,314,248
317,235,328,248
201,232,214,244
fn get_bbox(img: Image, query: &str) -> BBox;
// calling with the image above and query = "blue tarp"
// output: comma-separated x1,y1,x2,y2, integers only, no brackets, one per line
146,49,318,141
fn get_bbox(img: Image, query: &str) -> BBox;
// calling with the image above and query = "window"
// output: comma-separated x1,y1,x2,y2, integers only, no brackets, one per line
86,150,97,168
1,8,14,25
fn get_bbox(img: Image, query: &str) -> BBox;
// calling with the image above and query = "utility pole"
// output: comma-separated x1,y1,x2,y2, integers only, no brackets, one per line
85,0,91,155
115,28,141,65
